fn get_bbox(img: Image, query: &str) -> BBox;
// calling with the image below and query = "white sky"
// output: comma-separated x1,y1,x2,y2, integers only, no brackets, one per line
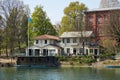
22,0,101,24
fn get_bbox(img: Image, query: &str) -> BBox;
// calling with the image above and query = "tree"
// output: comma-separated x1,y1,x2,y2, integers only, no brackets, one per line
0,16,2,55
0,0,29,56
59,1,88,35
53,22,61,36
30,5,57,40
102,39,116,53
102,10,120,53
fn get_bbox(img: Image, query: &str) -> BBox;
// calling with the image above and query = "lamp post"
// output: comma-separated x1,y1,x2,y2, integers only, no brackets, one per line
27,17,32,56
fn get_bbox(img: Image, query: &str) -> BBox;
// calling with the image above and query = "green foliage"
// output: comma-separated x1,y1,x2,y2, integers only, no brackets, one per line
102,39,116,53
78,55,95,64
64,1,87,18
0,0,29,56
102,10,120,53
99,53,115,59
57,56,68,61
59,1,88,35
30,5,57,39
58,55,95,64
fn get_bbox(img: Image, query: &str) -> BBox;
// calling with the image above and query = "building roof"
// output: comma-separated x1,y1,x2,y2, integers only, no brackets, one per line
34,34,59,40
28,44,63,49
85,7,120,12
60,31,93,38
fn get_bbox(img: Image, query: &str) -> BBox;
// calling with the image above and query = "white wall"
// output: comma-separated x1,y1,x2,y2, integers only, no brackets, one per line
30,37,99,56
34,39,55,47
60,38,83,47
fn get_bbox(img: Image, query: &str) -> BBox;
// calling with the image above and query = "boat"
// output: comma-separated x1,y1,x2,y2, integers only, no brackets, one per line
106,66,120,68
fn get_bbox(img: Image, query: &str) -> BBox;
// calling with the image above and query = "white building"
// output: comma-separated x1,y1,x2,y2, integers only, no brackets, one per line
26,34,63,56
60,31,99,56
26,31,99,56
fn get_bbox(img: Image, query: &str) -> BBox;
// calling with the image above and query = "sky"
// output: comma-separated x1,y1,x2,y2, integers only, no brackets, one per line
23,0,101,24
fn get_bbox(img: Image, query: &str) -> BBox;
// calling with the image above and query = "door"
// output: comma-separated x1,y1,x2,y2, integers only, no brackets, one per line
73,48,77,55
94,49,98,55
86,49,88,55
35,49,40,56
29,49,33,56
43,49,48,56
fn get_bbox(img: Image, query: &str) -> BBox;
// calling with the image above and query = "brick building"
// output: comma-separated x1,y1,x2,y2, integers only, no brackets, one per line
84,7,120,44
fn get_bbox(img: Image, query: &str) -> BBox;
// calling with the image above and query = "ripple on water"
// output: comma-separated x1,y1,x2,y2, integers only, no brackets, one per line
0,67,120,80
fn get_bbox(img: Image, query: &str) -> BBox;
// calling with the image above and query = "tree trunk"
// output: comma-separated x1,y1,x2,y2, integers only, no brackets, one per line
18,39,21,52
5,45,8,57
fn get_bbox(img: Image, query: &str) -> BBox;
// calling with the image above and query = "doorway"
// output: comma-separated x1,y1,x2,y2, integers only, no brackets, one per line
73,48,77,55
94,49,98,55
29,49,33,56
35,49,40,56
43,49,48,56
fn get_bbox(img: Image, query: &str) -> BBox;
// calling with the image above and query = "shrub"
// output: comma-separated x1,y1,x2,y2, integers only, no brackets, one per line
99,53,115,60
58,55,95,64
79,55,95,64
57,56,68,61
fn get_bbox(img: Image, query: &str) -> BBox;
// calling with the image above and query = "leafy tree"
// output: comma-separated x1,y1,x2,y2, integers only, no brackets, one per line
102,10,120,53
102,39,116,53
30,6,57,40
0,0,29,56
53,22,61,36
59,1,88,35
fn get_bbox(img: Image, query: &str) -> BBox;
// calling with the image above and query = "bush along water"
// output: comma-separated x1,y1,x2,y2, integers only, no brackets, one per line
57,55,95,65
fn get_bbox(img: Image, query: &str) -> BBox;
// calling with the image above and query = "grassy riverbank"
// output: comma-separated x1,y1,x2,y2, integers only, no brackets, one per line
60,61,92,67
60,59,120,68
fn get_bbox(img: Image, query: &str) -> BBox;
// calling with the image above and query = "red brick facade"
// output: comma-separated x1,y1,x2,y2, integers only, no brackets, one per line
84,8,120,43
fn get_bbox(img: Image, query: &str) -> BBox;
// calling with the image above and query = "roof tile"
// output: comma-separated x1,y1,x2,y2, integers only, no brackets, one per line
34,34,59,40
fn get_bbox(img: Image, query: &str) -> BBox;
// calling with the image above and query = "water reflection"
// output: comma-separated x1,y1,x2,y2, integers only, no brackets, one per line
0,67,120,80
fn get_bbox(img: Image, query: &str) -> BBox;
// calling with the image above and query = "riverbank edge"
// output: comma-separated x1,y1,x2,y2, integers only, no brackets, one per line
60,61,103,68
0,58,120,68
60,60,120,68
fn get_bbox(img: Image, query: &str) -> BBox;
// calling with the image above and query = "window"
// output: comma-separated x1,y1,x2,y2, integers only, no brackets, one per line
86,49,88,55
89,18,93,22
97,18,101,24
35,40,39,44
88,16,93,25
79,48,83,54
90,49,93,53
67,48,70,53
45,40,47,44
104,16,108,22
73,38,76,43
97,17,102,24
67,38,70,43
62,38,65,43
49,49,55,53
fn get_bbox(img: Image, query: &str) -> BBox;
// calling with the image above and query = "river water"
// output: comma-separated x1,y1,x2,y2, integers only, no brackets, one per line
0,67,120,80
